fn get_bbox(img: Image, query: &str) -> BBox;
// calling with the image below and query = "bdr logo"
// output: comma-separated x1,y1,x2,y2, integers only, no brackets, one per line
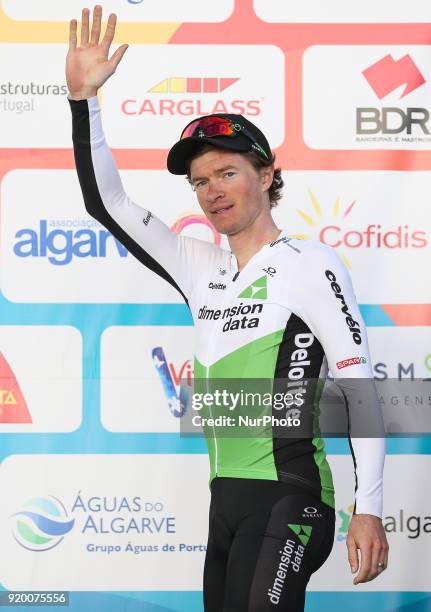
303,45,431,150
13,220,128,266
358,54,429,136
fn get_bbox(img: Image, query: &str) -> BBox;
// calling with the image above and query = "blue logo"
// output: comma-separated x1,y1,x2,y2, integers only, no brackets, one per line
11,496,75,552
13,220,128,266
152,347,191,418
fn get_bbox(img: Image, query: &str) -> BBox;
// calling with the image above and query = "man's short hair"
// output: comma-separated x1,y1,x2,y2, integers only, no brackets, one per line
185,143,284,208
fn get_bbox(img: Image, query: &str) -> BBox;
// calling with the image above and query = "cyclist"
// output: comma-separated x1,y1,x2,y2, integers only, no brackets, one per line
66,6,388,610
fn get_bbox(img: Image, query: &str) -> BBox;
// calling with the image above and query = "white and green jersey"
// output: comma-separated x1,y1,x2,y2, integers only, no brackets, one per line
69,96,385,518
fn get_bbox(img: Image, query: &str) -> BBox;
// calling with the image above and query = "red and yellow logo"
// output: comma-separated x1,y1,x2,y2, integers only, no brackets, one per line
148,77,239,94
0,352,32,423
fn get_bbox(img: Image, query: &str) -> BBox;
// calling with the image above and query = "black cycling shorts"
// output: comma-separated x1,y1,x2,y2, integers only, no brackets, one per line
203,477,335,612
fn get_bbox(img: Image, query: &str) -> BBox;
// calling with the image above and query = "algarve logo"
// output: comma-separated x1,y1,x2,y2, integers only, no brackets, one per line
238,275,267,300
287,524,312,546
11,496,75,552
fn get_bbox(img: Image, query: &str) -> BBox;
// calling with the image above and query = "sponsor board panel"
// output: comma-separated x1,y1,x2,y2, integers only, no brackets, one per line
303,46,431,150
0,454,209,590
366,327,431,380
0,326,81,432
273,171,430,303
101,44,284,148
2,0,234,23
1,169,225,303
101,326,194,432
309,455,431,590
254,0,431,22
0,44,70,148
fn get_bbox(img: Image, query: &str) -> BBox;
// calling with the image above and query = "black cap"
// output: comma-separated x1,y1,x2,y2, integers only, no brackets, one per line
167,113,272,175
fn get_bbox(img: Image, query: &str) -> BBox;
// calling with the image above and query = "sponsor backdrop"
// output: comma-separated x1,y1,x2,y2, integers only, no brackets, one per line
0,1,430,610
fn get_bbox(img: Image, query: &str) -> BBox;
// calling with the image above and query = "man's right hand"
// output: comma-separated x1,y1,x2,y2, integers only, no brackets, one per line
66,5,128,101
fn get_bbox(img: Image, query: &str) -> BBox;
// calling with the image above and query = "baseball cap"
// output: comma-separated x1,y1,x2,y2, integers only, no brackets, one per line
167,113,272,175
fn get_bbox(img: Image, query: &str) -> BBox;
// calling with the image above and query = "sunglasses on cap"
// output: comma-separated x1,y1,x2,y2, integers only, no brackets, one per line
180,116,270,161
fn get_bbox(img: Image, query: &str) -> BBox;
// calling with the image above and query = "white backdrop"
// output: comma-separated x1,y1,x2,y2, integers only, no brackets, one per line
0,1,430,611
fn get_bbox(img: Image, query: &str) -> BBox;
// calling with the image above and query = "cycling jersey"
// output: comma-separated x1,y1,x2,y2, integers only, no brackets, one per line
69,96,385,518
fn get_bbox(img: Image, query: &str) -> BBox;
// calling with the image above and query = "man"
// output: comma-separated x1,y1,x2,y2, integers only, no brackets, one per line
66,6,388,610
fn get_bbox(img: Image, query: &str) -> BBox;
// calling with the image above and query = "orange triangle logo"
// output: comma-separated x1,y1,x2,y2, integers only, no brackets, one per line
0,352,32,423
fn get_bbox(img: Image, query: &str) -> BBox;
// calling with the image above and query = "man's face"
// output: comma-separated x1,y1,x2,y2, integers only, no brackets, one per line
189,148,273,236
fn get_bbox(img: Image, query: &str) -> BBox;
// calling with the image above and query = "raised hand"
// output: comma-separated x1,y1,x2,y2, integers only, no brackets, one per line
66,5,128,100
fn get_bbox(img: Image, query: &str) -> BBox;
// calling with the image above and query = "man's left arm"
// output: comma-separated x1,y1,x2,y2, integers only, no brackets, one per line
290,241,388,584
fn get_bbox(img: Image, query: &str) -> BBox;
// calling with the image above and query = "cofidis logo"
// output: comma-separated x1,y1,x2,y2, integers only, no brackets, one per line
11,496,75,552
291,189,427,268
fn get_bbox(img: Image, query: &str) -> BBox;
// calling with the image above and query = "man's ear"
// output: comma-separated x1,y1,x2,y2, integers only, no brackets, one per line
260,166,274,191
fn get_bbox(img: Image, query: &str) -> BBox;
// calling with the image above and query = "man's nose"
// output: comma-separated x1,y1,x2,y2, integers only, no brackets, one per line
206,179,224,202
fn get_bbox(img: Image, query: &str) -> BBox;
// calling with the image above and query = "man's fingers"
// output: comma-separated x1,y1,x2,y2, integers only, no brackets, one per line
353,547,372,585
347,515,389,585
380,540,389,572
69,19,77,50
101,13,117,54
90,4,102,45
346,538,358,574
383,545,389,570
109,44,129,71
80,7,90,47
369,542,383,580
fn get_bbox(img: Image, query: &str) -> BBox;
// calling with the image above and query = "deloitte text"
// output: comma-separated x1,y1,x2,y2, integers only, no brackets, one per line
13,220,128,266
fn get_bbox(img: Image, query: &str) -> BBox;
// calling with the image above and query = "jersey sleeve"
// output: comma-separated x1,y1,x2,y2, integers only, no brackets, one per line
68,95,221,304
290,241,385,518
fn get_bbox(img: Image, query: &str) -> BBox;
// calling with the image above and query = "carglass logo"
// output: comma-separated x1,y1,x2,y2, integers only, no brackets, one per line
148,77,239,94
13,220,128,266
122,74,262,117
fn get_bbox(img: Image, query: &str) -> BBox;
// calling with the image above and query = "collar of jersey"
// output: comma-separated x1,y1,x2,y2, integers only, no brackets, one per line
229,228,288,274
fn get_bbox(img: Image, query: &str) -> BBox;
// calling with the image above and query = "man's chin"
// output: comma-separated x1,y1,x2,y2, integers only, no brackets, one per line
214,224,241,237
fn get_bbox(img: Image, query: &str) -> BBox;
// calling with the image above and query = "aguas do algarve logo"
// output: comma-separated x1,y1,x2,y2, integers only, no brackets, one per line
11,496,75,551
